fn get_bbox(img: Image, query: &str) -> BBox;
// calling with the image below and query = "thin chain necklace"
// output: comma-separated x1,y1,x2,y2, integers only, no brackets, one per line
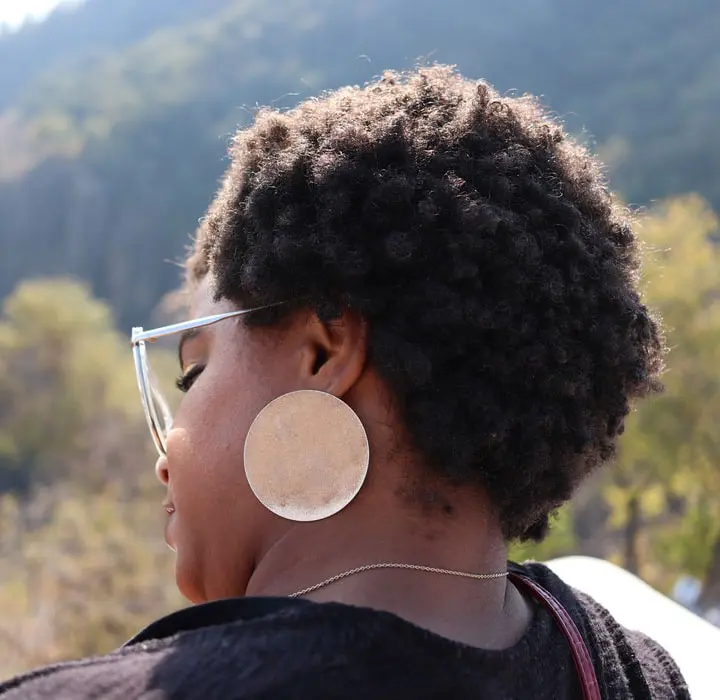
288,562,509,598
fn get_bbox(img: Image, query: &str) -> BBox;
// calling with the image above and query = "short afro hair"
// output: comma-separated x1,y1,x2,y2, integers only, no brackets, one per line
188,65,664,541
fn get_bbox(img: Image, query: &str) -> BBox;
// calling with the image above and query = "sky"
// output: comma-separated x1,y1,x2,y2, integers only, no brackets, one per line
0,0,72,29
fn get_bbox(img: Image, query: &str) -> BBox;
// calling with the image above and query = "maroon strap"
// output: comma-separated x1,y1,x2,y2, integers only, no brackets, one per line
509,572,602,700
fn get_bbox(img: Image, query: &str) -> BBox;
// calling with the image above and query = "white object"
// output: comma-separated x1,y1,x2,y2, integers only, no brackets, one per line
672,574,703,609
546,556,719,700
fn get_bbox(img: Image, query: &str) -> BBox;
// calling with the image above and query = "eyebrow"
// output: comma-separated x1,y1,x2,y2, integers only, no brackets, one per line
178,328,202,368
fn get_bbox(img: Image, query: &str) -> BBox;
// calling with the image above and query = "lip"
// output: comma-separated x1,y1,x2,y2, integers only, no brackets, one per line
162,501,176,516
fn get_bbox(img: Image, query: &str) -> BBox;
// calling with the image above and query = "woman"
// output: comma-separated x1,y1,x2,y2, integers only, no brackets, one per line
0,66,688,699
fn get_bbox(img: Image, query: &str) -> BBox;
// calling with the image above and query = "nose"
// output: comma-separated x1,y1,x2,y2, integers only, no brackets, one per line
155,456,170,485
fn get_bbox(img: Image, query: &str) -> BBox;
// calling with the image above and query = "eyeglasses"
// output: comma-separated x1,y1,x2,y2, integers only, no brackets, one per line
131,303,286,457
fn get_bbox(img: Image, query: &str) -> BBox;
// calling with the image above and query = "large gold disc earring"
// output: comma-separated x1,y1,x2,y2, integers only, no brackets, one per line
243,390,370,521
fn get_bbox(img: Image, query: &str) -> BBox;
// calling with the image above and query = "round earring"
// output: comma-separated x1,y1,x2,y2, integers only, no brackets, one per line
243,390,370,522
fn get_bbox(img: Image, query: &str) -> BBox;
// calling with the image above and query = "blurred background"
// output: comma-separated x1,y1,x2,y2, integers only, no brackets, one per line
0,0,719,678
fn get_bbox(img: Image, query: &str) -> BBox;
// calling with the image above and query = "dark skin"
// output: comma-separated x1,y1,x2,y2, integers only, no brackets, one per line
155,276,533,650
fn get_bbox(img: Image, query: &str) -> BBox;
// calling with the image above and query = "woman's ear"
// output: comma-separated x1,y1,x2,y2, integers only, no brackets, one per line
300,309,368,399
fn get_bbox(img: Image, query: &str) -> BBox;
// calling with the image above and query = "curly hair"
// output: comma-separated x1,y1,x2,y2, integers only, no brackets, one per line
187,65,664,541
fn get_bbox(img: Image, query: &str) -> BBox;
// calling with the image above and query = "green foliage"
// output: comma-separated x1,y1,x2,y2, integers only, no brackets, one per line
0,0,235,109
509,506,577,564
605,196,720,589
653,497,720,582
0,482,181,678
0,277,180,678
0,278,139,488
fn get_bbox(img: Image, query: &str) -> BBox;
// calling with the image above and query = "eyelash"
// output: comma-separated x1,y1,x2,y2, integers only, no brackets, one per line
175,364,205,393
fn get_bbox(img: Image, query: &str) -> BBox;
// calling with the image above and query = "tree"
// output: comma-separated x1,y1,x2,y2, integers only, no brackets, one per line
0,278,181,677
604,195,720,595
0,277,148,490
0,481,181,678
509,505,577,563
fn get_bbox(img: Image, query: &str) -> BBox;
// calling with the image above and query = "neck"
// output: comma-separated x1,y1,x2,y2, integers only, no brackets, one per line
243,488,529,648
249,480,508,582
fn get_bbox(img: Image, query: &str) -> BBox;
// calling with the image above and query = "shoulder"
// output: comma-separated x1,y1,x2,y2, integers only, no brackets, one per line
0,644,172,699
517,561,691,700
0,568,694,700
0,598,421,699
0,599,300,699
578,589,690,700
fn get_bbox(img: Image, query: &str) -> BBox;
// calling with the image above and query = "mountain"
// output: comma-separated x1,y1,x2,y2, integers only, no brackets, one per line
0,0,717,330
0,0,234,110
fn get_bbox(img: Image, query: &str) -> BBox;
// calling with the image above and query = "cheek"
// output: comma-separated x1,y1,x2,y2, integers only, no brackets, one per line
166,372,270,600
172,379,251,500
168,359,280,519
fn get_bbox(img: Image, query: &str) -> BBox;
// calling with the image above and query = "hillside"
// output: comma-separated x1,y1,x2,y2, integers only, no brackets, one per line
0,0,717,330
0,0,233,109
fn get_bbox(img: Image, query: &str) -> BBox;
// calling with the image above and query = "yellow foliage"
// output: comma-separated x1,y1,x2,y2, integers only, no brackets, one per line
0,278,182,678
509,506,576,563
0,483,181,678
607,194,720,581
